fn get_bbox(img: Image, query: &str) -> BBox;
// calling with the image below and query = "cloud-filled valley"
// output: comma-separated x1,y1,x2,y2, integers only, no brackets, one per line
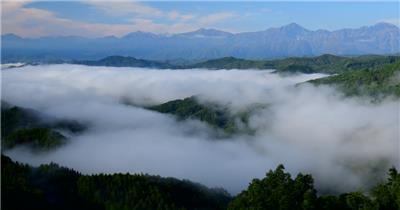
2,64,398,194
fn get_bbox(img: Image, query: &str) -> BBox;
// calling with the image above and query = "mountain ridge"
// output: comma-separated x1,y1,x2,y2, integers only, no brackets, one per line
2,22,399,61
4,22,397,38
66,54,400,75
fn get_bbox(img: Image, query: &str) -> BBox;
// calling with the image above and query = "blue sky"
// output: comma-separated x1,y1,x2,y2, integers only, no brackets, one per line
2,1,399,37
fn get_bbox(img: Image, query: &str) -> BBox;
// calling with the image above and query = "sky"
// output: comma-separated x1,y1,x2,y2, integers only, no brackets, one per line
1,1,399,37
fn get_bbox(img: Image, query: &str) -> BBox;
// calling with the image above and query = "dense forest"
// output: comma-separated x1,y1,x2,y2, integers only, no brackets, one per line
70,54,400,74
1,102,85,151
147,96,263,135
1,154,231,210
74,55,176,69
308,61,400,100
2,155,400,210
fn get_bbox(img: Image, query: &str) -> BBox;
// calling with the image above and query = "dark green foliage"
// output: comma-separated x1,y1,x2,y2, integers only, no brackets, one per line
1,103,86,150
309,61,400,99
3,127,66,150
74,55,175,69
372,168,400,210
74,54,400,74
3,154,400,210
1,155,99,210
188,56,271,70
77,174,231,210
1,105,41,137
280,64,314,73
190,54,400,74
339,192,375,210
229,165,400,210
2,155,232,210
148,96,256,134
228,165,317,210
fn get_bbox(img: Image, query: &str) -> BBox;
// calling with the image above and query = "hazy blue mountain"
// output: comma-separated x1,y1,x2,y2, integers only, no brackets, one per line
2,23,399,62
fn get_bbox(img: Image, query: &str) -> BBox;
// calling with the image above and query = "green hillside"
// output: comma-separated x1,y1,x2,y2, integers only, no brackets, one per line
74,55,175,69
148,96,260,135
73,54,400,74
229,165,400,210
188,56,271,70
308,61,400,99
1,154,231,210
1,103,85,150
3,128,67,150
3,155,399,210
192,54,400,74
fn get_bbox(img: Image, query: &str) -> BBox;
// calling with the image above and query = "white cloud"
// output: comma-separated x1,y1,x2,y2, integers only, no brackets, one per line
1,1,236,37
84,0,163,18
167,10,194,22
197,12,236,26
2,64,398,194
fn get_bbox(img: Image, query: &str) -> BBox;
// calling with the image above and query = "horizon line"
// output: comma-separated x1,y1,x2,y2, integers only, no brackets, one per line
2,21,398,39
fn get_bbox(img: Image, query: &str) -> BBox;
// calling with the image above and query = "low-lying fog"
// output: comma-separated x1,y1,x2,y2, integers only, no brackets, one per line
2,64,399,194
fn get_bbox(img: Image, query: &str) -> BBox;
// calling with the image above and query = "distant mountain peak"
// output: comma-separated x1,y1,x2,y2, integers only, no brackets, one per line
179,28,233,38
122,31,158,39
371,22,399,29
194,28,226,33
2,22,399,61
285,23,303,28
279,23,308,33
2,33,22,39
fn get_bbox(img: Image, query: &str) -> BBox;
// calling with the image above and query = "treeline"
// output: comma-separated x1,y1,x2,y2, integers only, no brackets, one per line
72,54,400,74
1,155,231,210
1,102,85,151
147,96,261,135
190,54,400,74
2,155,399,210
228,165,400,210
309,61,400,100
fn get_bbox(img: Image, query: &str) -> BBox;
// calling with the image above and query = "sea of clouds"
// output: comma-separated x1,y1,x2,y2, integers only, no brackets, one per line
2,64,399,194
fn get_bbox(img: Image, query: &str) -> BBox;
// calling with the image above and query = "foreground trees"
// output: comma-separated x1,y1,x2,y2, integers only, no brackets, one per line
229,165,400,210
1,155,230,210
2,155,400,210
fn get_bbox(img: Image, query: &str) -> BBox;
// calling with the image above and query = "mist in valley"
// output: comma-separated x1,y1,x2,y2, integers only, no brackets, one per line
2,64,398,194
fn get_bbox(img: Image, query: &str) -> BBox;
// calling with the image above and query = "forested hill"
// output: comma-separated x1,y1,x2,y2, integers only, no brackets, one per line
1,102,85,151
147,96,258,135
1,154,231,210
73,55,175,69
3,154,400,210
308,61,400,99
70,54,400,74
188,54,400,74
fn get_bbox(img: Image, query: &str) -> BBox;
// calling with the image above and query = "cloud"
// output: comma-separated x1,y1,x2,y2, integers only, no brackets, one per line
1,1,135,37
167,10,195,22
2,64,398,194
197,12,236,26
83,0,163,18
1,1,236,37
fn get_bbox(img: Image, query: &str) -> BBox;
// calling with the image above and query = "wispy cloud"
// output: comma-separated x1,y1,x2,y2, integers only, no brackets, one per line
1,1,134,37
83,1,163,18
1,1,236,37
197,12,236,26
167,10,195,22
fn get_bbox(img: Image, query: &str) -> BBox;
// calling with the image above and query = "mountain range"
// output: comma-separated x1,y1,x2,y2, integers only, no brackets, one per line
2,22,399,62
